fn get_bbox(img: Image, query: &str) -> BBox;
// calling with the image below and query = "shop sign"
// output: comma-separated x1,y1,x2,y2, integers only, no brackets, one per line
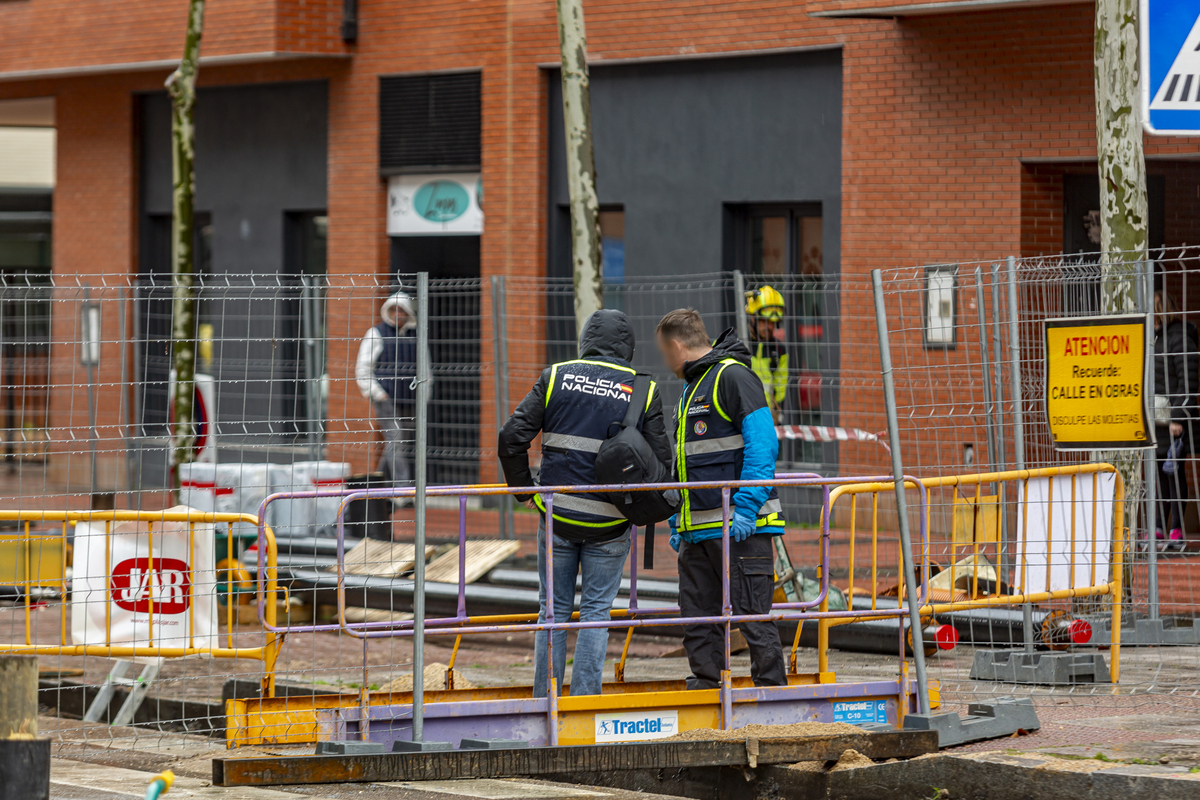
387,172,482,235
1044,315,1153,450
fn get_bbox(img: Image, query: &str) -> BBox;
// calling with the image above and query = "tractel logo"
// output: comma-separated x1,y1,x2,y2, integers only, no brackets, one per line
594,709,678,742
110,558,191,614
560,373,633,401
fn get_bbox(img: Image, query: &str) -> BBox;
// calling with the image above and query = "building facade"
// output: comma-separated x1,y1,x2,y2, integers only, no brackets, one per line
1,0,1198,494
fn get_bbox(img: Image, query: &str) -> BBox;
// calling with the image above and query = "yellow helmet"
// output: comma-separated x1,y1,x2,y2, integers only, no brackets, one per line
745,285,785,321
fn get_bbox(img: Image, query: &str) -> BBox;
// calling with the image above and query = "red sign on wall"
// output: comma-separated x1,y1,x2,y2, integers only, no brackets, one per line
109,558,191,614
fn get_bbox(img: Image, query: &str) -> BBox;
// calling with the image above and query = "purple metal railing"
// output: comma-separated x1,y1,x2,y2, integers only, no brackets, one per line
252,475,930,641
252,475,930,740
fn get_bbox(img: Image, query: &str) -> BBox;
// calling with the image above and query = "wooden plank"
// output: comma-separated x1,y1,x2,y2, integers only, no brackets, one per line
213,731,938,786
338,541,435,577
424,540,521,584
343,607,413,623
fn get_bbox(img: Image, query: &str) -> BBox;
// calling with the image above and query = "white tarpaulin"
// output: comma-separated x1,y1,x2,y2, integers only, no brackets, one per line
1018,473,1116,593
71,508,218,649
179,462,272,540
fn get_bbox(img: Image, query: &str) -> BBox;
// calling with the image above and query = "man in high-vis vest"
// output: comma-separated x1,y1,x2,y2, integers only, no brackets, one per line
745,285,788,423
499,310,672,697
655,308,787,689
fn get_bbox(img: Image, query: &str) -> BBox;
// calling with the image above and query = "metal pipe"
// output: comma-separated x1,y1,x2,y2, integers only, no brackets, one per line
1005,255,1035,654
974,267,998,476
991,263,1007,595
1144,259,1159,621
490,277,515,540
119,287,132,503
870,269,931,716
734,270,750,344
412,272,430,742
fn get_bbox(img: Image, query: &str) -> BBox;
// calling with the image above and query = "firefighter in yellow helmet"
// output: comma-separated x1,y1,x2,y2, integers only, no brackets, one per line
745,286,788,423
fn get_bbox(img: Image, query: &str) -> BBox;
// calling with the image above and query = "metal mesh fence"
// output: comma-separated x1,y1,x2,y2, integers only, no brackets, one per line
4,258,1199,755
871,249,1200,717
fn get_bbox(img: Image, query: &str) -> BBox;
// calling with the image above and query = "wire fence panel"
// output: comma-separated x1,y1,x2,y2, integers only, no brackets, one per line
3,259,1199,754
871,249,1200,717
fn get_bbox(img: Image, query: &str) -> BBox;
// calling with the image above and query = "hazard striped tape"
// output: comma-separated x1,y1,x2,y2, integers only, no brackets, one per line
775,425,890,452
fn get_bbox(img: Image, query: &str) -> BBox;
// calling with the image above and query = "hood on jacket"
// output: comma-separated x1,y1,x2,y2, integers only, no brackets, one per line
381,291,416,332
684,327,751,380
578,309,635,363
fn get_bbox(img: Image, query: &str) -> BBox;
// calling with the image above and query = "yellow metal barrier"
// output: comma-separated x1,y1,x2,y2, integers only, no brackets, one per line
0,510,283,697
820,464,1124,682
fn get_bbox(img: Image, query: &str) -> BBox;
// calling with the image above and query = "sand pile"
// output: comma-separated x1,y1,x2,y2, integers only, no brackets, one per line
376,663,477,693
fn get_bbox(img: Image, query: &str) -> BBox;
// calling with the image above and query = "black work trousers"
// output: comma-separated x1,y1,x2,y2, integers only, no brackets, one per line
677,532,787,689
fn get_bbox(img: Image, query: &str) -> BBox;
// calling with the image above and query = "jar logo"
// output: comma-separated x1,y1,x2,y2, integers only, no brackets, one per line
110,558,191,614
414,180,470,223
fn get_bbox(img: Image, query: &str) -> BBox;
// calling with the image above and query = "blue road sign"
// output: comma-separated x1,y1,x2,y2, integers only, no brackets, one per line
1142,0,1200,133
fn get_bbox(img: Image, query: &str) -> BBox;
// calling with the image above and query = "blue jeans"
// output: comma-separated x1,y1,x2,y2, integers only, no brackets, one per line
533,522,631,697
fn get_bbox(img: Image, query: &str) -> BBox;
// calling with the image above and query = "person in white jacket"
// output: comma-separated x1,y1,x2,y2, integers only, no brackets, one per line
355,291,419,488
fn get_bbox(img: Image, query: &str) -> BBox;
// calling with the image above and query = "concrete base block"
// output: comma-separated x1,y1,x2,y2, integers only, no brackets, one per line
314,740,386,755
458,738,531,750
901,697,1041,748
1084,617,1200,647
392,739,454,752
969,649,1110,684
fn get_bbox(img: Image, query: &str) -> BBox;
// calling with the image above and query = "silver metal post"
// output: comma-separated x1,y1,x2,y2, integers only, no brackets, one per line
119,287,132,501
991,263,1007,590
975,267,998,475
413,271,430,741
83,288,99,500
870,269,931,716
490,277,514,539
1005,256,1034,653
734,270,750,344
301,276,322,461
1144,259,1159,621
131,284,143,511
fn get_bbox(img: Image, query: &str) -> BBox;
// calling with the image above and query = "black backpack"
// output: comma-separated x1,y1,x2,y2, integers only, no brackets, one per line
594,375,681,568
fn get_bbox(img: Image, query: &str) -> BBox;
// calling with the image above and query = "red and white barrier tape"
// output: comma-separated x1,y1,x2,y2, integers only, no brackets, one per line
775,425,890,452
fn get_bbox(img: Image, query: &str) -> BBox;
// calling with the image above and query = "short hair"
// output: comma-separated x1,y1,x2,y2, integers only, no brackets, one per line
656,308,710,349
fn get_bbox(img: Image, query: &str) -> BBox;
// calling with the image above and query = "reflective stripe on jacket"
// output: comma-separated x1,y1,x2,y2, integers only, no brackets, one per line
535,358,656,541
675,357,784,534
751,340,788,408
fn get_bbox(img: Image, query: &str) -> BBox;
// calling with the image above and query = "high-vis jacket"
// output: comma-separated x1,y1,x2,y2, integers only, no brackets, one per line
673,329,785,541
750,339,788,410
498,310,673,542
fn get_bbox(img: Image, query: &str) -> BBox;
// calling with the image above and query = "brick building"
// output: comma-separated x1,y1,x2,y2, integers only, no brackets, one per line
1,0,1198,495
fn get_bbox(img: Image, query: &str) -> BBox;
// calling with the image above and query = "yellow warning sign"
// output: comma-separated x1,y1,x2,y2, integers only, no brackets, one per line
1045,315,1153,450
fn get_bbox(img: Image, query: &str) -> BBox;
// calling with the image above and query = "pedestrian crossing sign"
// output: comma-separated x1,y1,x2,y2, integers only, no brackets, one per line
1143,0,1200,133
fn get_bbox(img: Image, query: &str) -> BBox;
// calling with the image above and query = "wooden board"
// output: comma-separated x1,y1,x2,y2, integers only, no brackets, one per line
343,607,413,623
339,541,435,577
424,540,521,584
213,731,938,786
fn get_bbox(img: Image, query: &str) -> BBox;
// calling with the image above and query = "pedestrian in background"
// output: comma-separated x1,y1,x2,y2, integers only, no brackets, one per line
499,310,672,697
655,309,787,689
355,291,420,494
1152,289,1199,553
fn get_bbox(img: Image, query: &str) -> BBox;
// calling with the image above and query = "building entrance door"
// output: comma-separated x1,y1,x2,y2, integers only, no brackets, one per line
389,236,481,486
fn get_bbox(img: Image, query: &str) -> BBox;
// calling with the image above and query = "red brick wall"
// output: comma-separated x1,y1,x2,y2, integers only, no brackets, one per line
0,0,346,75
6,1,1200,487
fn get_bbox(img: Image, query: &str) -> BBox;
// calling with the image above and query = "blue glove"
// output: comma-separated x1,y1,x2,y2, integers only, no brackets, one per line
669,532,682,552
731,510,757,542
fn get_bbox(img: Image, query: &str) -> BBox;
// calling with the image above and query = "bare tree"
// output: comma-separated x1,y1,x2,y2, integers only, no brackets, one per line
556,0,603,334
1094,0,1148,572
1095,0,1149,307
165,0,206,500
